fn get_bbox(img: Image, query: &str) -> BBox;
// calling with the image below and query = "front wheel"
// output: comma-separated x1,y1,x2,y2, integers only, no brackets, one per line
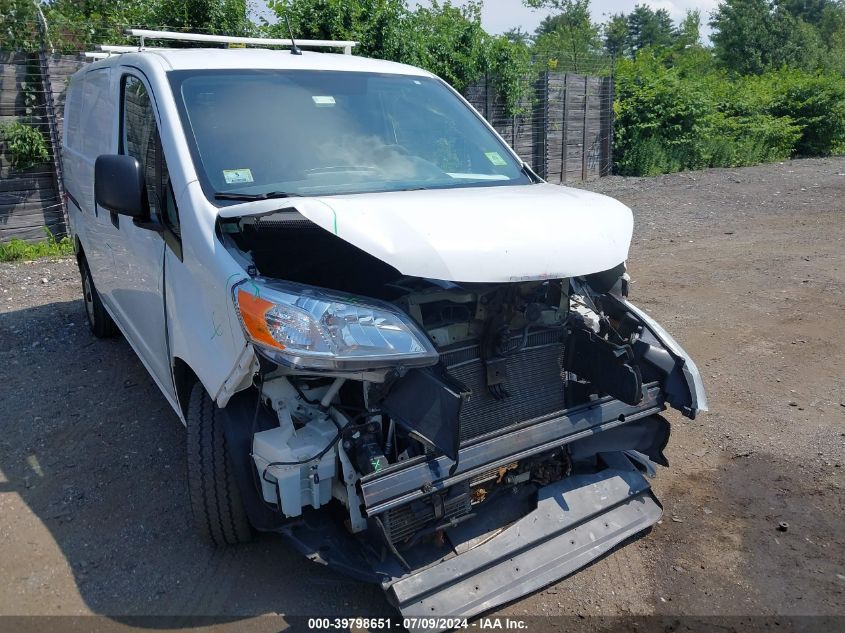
186,382,253,546
79,255,118,338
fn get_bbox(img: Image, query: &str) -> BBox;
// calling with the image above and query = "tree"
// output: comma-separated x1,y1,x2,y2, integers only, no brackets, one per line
487,35,532,114
710,0,778,73
153,0,253,35
529,0,594,37
816,0,845,40
403,0,489,90
504,27,531,46
0,0,41,51
524,0,589,11
770,9,824,69
711,0,825,73
527,0,602,72
603,13,628,58
674,9,702,49
265,1,495,91
265,0,367,43
777,0,834,25
627,4,674,53
816,2,845,71
42,0,156,50
38,0,252,50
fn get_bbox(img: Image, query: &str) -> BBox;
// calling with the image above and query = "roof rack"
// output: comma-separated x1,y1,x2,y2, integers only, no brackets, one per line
125,29,357,55
97,45,171,53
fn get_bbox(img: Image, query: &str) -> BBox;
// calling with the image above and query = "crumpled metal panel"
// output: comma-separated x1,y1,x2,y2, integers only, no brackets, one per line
385,453,662,629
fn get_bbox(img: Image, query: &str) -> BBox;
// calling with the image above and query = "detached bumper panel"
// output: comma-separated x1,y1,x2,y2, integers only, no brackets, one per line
385,452,661,624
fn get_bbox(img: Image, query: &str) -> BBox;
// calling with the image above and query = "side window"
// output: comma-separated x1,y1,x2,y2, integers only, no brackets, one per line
64,76,83,151
121,75,180,237
80,69,111,157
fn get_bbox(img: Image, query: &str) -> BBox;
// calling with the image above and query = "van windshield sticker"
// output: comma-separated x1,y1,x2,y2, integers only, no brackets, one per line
223,168,254,184
312,95,336,106
484,152,507,166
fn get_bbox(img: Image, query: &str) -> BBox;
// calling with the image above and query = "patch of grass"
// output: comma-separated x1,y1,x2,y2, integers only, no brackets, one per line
0,229,73,262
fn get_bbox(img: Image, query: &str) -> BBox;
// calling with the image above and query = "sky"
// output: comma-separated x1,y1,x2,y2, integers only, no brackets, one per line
470,1,719,37
449,1,720,36
255,1,721,39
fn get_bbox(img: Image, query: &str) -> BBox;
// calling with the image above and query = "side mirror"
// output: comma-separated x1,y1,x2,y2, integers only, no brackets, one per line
95,154,148,219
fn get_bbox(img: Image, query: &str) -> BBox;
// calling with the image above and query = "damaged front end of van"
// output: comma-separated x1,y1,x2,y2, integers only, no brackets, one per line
213,184,707,622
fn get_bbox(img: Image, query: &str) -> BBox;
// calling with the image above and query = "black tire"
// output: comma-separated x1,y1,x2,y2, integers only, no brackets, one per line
79,255,118,338
186,382,253,546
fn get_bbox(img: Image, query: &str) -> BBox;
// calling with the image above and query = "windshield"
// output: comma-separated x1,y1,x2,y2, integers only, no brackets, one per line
170,69,532,200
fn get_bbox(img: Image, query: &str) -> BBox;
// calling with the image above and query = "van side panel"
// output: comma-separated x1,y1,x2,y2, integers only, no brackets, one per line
62,75,83,211
65,55,252,415
131,60,252,408
164,180,253,412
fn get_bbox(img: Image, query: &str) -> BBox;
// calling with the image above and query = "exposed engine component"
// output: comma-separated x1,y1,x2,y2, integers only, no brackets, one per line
570,295,602,333
381,482,472,546
219,216,701,565
342,420,388,475
377,447,571,546
244,270,646,531
442,328,567,441
252,417,337,517
250,376,341,517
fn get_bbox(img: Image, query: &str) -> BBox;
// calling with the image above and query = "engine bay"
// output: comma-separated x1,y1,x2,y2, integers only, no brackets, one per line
218,209,699,564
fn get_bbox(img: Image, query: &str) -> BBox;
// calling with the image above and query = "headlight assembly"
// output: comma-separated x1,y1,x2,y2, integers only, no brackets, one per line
233,278,438,371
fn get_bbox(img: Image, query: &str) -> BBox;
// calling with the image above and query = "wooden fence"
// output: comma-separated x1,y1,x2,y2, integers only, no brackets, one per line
0,55,614,243
0,52,85,242
464,71,614,183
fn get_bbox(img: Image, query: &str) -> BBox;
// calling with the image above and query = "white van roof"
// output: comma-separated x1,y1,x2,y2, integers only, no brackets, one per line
87,47,434,77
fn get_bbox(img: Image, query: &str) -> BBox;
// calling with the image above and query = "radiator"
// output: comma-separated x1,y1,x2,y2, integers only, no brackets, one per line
440,328,567,442
382,482,471,544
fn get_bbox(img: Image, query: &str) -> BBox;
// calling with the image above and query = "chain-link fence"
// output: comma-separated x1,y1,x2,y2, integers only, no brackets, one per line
1,27,615,243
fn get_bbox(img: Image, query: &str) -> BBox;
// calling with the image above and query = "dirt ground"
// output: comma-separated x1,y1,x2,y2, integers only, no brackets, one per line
0,157,843,630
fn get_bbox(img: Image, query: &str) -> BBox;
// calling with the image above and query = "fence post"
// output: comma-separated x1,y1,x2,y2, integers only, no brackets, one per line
484,72,493,122
604,72,615,176
581,74,589,181
561,73,568,184
36,12,68,236
532,71,548,180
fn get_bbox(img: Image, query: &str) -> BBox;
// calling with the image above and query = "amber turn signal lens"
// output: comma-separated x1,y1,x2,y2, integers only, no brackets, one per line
235,287,285,350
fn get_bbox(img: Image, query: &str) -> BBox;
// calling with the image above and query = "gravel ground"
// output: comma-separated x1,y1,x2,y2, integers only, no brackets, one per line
0,157,843,630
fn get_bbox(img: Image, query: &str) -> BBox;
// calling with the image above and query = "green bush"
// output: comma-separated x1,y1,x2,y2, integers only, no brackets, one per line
1,121,50,170
767,69,845,155
612,53,842,176
613,55,712,175
703,112,801,167
487,36,533,116
0,229,73,262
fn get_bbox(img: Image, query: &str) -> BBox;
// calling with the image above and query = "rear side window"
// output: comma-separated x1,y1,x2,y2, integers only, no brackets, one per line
79,69,112,157
64,76,83,150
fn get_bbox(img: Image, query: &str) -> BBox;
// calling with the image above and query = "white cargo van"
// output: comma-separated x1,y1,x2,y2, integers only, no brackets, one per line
63,32,706,623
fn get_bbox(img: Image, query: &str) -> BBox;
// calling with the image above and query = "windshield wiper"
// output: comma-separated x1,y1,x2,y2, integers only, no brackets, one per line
214,191,303,201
